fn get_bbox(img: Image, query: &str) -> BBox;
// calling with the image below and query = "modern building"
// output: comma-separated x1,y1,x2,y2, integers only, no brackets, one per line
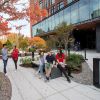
31,0,100,52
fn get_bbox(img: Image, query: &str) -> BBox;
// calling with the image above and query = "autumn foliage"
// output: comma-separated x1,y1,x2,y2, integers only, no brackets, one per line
27,1,48,24
0,16,11,35
0,0,26,21
29,37,46,49
0,41,3,49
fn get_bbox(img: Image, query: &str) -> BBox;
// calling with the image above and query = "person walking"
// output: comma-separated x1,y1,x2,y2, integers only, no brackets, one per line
56,49,71,83
1,44,8,74
11,46,19,70
37,52,45,78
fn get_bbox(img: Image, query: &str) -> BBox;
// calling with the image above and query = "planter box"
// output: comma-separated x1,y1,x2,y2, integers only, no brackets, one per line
20,63,32,68
71,65,82,74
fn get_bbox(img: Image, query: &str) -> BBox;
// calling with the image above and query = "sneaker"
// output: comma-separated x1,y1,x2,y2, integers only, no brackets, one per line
68,75,73,78
5,73,7,76
44,78,49,82
67,78,71,83
39,75,42,79
44,79,48,82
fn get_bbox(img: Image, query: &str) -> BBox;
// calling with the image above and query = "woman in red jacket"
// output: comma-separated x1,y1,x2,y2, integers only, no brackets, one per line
56,49,71,83
12,46,19,70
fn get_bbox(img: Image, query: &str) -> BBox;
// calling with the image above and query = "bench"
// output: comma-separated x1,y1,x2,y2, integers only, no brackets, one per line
31,60,62,79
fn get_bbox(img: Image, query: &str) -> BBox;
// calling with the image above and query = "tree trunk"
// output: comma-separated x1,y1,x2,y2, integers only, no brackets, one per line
65,43,67,56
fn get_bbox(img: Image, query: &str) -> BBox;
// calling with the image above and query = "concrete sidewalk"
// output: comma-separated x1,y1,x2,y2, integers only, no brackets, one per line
0,57,100,100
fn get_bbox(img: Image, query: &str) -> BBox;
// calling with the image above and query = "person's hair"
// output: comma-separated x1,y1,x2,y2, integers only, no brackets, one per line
14,45,16,48
58,49,63,58
39,51,43,55
3,44,6,47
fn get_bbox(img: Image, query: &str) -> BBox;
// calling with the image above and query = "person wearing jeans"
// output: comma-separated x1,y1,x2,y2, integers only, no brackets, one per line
37,52,45,78
1,44,8,74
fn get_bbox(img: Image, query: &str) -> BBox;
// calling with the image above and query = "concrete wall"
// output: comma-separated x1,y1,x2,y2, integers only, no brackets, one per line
96,24,100,52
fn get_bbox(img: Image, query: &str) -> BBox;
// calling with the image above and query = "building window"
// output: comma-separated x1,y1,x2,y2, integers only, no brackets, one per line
51,0,55,4
45,0,49,8
79,0,90,22
67,0,73,4
57,1,64,11
90,0,100,19
71,2,79,24
63,6,71,24
51,6,56,14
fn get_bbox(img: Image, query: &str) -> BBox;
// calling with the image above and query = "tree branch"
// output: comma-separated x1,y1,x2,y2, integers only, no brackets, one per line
0,0,10,9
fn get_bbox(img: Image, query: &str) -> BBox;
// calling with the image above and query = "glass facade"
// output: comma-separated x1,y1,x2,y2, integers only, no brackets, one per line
32,0,100,36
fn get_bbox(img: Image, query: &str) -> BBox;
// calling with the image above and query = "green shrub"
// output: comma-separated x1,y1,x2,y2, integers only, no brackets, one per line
29,48,36,52
67,53,84,71
20,57,32,64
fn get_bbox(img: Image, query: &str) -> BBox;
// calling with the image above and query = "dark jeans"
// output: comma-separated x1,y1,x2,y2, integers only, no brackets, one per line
3,59,8,74
13,59,18,70
57,64,70,80
65,65,72,76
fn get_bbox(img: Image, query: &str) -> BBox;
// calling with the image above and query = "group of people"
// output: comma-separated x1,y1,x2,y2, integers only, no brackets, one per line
37,49,72,83
1,44,19,74
1,44,72,83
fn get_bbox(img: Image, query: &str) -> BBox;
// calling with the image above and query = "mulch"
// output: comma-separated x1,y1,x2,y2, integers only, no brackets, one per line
71,62,93,85
0,72,12,100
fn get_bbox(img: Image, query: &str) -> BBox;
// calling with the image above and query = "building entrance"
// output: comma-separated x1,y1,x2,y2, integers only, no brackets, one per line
73,29,96,50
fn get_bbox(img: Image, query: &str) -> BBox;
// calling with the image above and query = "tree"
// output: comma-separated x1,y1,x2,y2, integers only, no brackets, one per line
0,0,26,21
6,33,28,50
0,41,3,54
0,17,11,35
19,37,28,51
7,33,17,44
26,1,48,25
5,39,12,51
0,41,3,49
54,22,74,56
46,35,57,50
29,37,46,49
0,0,48,22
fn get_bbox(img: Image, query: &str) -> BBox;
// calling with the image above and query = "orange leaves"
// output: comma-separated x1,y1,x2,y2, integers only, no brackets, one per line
27,1,48,25
41,9,48,17
29,37,46,49
0,16,11,35
0,0,26,21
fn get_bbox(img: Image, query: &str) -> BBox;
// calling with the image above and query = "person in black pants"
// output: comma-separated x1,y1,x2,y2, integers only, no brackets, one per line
56,49,71,83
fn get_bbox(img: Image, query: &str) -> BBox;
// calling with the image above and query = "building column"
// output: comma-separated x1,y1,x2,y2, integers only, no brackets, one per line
96,24,100,52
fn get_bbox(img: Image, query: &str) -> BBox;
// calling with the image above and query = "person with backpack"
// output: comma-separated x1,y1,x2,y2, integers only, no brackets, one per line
11,46,19,70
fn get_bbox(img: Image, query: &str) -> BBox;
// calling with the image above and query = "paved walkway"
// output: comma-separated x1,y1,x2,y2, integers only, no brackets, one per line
0,54,100,100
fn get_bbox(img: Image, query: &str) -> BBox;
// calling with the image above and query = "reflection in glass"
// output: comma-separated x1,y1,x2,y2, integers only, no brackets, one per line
71,2,79,24
79,0,90,22
63,7,71,24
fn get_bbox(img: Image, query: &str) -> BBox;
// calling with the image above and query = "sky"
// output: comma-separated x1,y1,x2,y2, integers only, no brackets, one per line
2,0,31,37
